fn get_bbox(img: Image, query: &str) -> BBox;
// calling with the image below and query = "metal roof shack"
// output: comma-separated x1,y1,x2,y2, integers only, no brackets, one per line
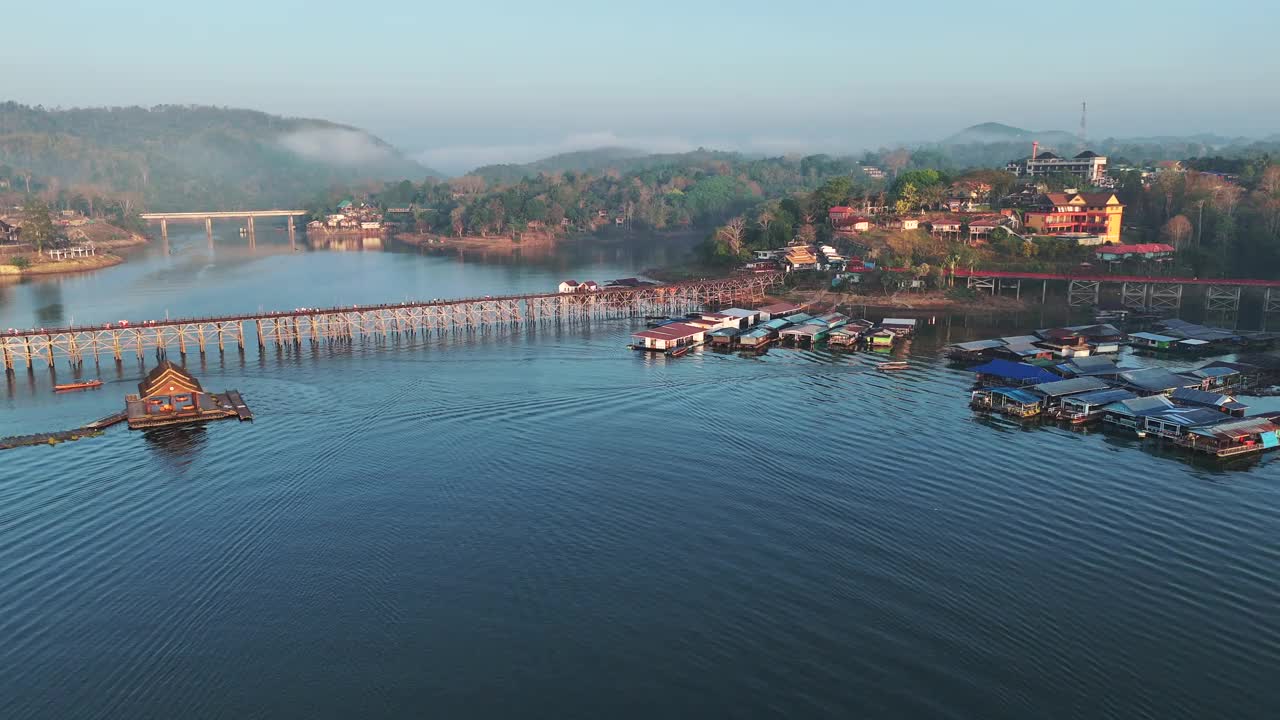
1118,368,1198,395
1064,388,1137,407
1029,376,1110,399
1189,417,1280,441
880,318,918,336
805,312,849,329
1170,387,1248,416
969,359,1060,386
1058,356,1123,377
756,302,804,320
783,313,814,324
1104,395,1178,418
762,318,791,331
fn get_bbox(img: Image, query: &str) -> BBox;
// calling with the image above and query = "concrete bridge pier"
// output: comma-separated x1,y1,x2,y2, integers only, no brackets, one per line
1206,285,1242,313
1122,282,1149,310
1265,288,1280,313
160,218,168,240
205,217,213,240
287,216,296,248
1067,280,1100,307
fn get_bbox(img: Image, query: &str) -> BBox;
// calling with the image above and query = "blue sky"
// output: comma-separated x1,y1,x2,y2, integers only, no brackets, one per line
4,0,1276,172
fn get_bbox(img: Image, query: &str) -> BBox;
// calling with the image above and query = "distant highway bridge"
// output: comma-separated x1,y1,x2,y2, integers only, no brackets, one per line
1,274,782,371
139,210,309,238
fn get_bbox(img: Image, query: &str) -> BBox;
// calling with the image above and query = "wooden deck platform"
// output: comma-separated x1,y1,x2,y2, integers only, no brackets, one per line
221,390,254,421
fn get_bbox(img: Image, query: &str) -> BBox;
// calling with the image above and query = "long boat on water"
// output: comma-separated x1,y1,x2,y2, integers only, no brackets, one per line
54,379,103,392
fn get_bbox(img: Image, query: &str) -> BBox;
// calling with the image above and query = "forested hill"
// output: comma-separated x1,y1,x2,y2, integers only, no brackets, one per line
470,148,746,185
0,102,434,211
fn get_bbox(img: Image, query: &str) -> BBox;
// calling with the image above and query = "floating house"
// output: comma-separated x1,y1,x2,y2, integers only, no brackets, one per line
946,339,1006,362
756,302,804,321
709,327,740,347
1169,387,1248,417
1056,356,1125,379
125,361,250,430
1184,365,1242,391
866,329,898,349
1178,418,1280,458
1116,368,1198,396
1141,407,1228,439
1029,377,1111,409
826,325,864,349
879,319,918,337
779,324,825,347
1129,332,1178,351
720,308,761,330
782,313,814,325
970,387,1042,418
631,322,707,352
1059,388,1137,424
1101,395,1177,431
738,326,777,349
969,359,1060,387
804,312,849,330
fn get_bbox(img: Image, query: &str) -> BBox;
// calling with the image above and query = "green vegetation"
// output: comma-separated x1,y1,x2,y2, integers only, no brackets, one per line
0,102,432,211
8,255,30,269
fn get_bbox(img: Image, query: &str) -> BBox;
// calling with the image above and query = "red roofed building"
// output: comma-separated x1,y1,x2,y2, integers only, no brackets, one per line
1096,243,1175,262
631,322,708,352
1025,191,1124,244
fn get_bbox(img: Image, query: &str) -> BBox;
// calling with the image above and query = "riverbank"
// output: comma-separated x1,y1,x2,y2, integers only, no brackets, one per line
1,252,125,278
396,231,556,250
774,287,1030,314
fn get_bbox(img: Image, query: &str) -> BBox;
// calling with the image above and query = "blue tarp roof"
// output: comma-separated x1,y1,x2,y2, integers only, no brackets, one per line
969,359,1059,384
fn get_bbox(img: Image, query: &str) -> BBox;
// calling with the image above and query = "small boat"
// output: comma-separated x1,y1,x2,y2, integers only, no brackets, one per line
876,361,909,372
54,379,103,392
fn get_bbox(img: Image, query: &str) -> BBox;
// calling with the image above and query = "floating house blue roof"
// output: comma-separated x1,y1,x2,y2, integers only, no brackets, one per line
783,313,813,324
969,359,1059,384
762,318,791,330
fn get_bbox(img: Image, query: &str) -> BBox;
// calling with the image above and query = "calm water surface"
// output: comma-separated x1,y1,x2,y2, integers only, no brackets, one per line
1,230,1278,719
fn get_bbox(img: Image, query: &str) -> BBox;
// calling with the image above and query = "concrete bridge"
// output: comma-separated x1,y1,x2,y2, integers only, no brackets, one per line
951,268,1280,314
1,274,782,371
139,210,309,241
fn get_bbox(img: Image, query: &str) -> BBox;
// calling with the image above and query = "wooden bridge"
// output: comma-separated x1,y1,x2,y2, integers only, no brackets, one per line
1,274,781,371
951,268,1280,313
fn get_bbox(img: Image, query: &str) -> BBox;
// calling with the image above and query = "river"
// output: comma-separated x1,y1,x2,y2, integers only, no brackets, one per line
1,229,1279,719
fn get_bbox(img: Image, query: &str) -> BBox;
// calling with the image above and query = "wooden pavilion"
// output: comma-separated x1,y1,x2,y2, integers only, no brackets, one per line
125,361,252,429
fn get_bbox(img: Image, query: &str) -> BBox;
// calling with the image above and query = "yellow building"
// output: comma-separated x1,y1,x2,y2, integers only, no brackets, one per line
1025,192,1124,245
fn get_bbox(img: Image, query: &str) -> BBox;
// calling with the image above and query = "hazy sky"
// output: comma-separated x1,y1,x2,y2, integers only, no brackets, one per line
4,0,1277,173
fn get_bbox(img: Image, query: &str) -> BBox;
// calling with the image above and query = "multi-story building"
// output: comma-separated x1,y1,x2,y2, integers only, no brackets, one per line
1007,148,1108,185
1024,191,1124,245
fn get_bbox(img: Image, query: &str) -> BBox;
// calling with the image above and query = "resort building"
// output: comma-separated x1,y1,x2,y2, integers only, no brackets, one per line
1006,150,1109,185
1024,192,1125,245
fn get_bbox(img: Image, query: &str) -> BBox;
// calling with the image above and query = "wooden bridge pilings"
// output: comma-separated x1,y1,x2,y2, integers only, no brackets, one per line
2,274,779,371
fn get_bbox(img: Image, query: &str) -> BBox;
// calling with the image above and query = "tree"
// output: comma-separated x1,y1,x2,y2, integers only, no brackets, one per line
894,182,919,215
717,216,746,256
1161,214,1193,251
22,198,56,252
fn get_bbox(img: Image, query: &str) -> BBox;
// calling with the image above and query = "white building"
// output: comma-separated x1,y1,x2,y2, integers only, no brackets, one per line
1007,150,1108,185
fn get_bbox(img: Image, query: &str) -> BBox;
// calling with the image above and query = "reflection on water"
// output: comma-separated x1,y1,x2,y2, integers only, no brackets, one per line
142,423,209,465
